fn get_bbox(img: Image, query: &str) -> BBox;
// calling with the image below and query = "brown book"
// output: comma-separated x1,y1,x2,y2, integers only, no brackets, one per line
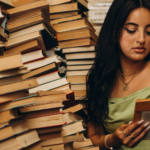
47,0,87,7
58,38,96,49
0,68,29,79
41,143,73,150
22,62,57,79
20,102,64,113
67,75,86,84
0,109,19,124
39,131,61,141
7,9,42,24
62,46,95,54
53,18,95,33
65,51,95,60
67,60,95,66
0,75,22,85
57,28,98,42
0,54,23,72
11,0,39,7
0,95,40,112
22,108,61,118
50,11,79,20
0,130,40,150
63,112,85,124
23,55,60,71
50,14,82,26
9,23,55,39
7,0,49,19
73,139,93,149
0,78,38,95
22,142,42,150
0,0,14,9
7,12,47,33
37,126,62,134
4,40,41,56
76,147,99,150
0,121,29,141
62,104,87,118
22,49,46,64
41,136,63,146
63,133,85,143
71,84,86,91
26,114,65,129
67,70,88,76
6,27,57,51
67,65,92,71
61,120,86,136
6,31,45,50
36,71,61,85
28,77,69,94
0,90,27,104
41,133,84,145
62,104,84,113
74,90,86,97
49,2,88,14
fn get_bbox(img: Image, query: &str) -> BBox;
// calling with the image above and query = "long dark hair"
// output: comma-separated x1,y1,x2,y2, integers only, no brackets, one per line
86,0,150,131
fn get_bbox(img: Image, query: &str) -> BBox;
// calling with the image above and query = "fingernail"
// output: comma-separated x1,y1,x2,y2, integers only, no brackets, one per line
128,121,132,124
147,125,150,130
138,120,144,124
144,122,149,127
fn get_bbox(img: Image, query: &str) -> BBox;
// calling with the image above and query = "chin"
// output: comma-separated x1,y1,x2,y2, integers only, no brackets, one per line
129,56,147,61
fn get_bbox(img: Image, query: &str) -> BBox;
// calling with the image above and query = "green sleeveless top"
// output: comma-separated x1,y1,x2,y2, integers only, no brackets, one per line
103,86,150,150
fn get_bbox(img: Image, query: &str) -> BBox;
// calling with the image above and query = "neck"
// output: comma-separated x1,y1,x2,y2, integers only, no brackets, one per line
119,57,145,76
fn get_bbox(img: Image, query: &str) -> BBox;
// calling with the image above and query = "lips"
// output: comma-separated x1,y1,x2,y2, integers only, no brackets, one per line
133,47,146,53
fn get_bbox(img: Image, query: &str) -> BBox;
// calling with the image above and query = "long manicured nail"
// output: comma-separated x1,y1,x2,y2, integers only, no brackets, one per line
128,121,132,124
138,120,144,124
144,122,149,127
147,125,150,130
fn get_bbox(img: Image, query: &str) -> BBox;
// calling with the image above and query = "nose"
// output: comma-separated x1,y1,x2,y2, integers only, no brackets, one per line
136,30,145,44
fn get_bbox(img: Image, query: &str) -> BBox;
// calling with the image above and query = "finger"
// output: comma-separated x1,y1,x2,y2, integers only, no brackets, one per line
123,120,144,136
119,124,129,130
126,122,149,142
128,125,150,148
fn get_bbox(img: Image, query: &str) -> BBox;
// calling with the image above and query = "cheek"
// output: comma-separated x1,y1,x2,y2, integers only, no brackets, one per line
120,33,135,48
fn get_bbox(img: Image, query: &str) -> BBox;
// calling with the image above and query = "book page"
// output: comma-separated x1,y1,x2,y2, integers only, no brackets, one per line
140,111,150,140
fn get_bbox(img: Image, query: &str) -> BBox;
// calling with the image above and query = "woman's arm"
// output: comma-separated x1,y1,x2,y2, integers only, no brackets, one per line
87,120,150,149
87,122,117,150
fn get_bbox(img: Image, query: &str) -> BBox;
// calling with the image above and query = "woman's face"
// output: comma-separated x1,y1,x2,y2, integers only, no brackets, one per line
119,7,150,61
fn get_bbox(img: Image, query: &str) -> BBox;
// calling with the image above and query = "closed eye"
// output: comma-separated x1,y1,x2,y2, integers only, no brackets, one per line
125,28,136,34
146,31,150,35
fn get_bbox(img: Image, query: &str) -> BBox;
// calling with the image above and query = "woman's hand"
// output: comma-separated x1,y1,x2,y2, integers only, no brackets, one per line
109,120,150,148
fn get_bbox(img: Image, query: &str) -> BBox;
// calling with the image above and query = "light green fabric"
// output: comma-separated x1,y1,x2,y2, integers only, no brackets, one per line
103,86,150,150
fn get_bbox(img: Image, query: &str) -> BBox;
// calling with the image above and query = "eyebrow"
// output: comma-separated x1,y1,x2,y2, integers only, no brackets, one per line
125,22,138,26
125,22,150,28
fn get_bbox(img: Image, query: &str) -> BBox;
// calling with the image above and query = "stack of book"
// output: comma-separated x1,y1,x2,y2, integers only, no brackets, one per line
46,1,97,111
0,0,12,53
38,112,86,150
88,0,113,35
0,1,41,149
0,0,86,150
73,139,99,150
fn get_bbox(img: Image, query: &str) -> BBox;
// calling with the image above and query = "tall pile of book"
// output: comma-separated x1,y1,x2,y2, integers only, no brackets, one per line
0,0,88,150
47,0,98,113
0,1,41,150
88,0,113,35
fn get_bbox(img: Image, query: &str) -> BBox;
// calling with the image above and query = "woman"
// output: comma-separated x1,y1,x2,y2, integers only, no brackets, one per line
86,0,150,149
